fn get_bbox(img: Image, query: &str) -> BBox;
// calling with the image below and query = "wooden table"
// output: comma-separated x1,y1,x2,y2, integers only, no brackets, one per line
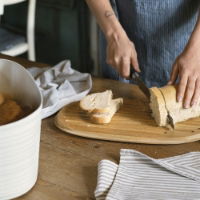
1,54,200,200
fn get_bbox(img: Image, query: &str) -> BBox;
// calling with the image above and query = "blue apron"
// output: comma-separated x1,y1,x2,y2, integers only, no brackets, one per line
99,0,199,87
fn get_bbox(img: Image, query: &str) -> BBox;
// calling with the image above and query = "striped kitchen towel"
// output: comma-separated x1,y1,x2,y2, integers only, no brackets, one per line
95,149,200,200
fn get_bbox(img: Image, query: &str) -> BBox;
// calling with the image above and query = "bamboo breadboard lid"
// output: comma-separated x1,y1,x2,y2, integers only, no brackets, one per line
55,78,200,144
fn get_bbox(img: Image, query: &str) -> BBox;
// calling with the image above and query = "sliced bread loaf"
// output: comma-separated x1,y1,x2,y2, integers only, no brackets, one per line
159,85,200,125
150,85,200,127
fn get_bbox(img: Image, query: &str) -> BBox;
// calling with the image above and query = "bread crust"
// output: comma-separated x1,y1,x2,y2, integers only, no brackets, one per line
91,107,113,114
90,113,112,124
159,85,177,107
159,85,177,124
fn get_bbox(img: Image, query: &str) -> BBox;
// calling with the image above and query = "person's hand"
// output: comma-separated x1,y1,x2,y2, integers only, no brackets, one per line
168,47,200,108
106,32,140,77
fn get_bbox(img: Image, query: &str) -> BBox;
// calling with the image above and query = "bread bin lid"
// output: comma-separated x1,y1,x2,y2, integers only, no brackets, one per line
0,59,42,127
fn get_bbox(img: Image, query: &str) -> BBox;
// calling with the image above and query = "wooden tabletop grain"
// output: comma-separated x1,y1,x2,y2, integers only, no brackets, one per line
1,54,200,200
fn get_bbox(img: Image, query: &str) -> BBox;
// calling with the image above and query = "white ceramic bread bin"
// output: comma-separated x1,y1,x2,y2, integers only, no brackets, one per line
0,59,42,200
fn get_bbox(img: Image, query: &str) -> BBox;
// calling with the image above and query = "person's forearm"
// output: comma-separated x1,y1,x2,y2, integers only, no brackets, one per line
184,10,200,52
86,0,140,76
85,0,126,40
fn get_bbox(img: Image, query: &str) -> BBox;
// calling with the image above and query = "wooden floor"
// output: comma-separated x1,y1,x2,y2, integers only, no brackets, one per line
1,55,200,200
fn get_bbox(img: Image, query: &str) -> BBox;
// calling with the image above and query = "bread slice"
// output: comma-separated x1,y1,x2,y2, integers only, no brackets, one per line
149,87,168,126
80,90,113,113
91,98,123,124
159,85,200,125
80,90,123,124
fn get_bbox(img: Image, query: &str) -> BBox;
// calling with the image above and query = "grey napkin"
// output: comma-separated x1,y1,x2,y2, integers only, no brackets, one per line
95,149,200,200
0,27,26,51
28,60,92,119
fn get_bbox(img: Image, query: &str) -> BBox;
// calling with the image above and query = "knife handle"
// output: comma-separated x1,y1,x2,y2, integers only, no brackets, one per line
130,67,139,79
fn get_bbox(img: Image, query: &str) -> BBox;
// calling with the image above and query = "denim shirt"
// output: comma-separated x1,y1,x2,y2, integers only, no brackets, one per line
99,0,199,87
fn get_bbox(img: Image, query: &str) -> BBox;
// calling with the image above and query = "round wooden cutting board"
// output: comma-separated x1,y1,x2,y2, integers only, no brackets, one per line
55,78,200,144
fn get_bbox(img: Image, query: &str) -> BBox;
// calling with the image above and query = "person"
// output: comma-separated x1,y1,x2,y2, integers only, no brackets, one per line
86,0,200,109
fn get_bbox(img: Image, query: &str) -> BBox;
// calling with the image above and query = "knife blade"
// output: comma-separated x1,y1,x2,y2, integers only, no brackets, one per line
167,114,175,129
130,68,151,100
130,67,174,129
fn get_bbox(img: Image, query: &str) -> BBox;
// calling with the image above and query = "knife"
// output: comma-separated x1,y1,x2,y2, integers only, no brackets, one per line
130,68,151,100
130,67,174,129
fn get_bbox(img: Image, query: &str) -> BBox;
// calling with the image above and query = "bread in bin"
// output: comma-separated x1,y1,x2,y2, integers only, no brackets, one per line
150,85,200,127
0,98,23,125
0,93,5,105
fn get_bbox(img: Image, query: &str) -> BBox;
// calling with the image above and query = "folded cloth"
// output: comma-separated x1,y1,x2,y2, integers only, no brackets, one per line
0,27,26,51
28,60,92,119
95,149,200,200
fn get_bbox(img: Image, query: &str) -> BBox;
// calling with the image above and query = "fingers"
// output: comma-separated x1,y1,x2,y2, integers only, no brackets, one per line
183,77,196,108
131,55,140,73
191,78,200,106
120,54,140,77
177,73,188,103
131,48,140,72
106,53,138,78
106,45,121,73
168,63,178,85
106,38,139,78
120,57,130,77
106,43,114,67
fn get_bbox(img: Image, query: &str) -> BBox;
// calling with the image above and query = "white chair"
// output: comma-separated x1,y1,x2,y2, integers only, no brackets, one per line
0,0,36,61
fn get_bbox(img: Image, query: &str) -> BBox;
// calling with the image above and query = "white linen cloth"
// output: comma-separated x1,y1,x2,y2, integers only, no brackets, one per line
28,60,92,119
95,149,200,200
